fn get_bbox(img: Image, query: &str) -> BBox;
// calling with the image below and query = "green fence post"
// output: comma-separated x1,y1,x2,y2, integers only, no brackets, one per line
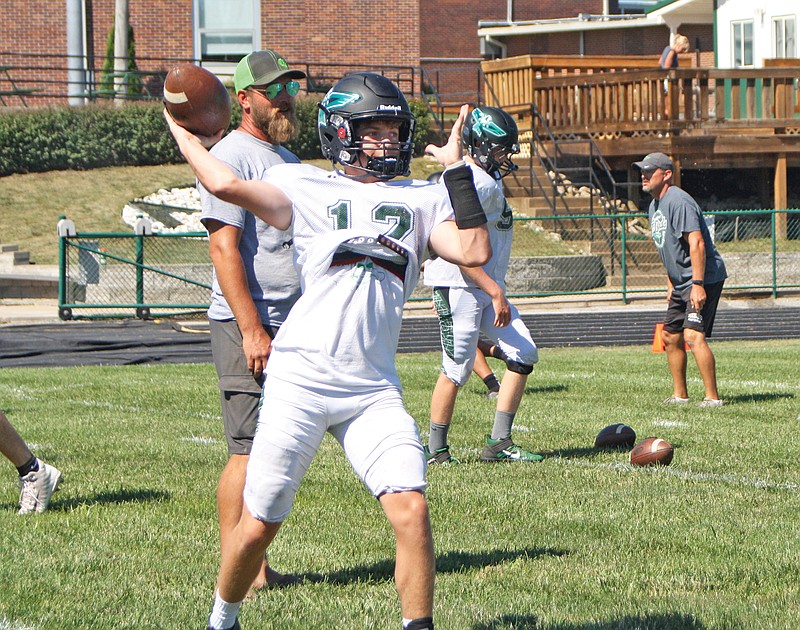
771,210,777,299
56,215,76,319
134,215,152,318
620,214,628,303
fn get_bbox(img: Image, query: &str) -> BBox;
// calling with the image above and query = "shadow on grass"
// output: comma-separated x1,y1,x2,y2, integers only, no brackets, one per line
525,384,569,395
51,488,171,511
723,392,794,404
540,446,606,459
471,612,706,629
292,546,565,586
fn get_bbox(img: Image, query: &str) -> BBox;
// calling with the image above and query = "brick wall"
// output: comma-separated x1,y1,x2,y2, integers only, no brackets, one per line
263,1,420,70
419,0,610,60
0,0,69,101
87,0,194,71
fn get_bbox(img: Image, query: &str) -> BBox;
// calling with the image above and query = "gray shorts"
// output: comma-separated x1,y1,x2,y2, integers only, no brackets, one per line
209,318,276,455
664,280,724,337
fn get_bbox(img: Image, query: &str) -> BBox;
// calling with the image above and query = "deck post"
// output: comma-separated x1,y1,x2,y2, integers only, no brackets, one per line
671,156,681,188
774,153,788,240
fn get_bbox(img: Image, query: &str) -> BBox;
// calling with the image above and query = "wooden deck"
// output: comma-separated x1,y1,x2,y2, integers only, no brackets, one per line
481,56,800,174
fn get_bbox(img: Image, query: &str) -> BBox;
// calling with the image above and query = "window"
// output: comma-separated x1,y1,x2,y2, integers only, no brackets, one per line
773,16,797,58
194,0,259,62
732,20,754,67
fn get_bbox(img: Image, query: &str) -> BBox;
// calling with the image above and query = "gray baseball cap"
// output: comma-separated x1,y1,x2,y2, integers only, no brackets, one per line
234,49,306,93
633,152,674,171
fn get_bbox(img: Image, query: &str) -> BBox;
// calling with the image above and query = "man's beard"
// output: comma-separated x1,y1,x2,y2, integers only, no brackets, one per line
253,106,298,144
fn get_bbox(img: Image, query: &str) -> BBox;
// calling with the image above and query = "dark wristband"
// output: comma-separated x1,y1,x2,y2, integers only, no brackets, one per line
442,164,487,229
692,279,704,286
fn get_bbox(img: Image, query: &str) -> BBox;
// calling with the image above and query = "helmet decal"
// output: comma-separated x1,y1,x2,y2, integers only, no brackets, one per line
471,109,508,139
321,91,361,111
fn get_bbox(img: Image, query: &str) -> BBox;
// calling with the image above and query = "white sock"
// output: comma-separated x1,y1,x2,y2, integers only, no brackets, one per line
208,591,241,629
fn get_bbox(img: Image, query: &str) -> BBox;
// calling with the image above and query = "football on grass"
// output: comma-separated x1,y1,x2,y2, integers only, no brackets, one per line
594,423,636,449
163,64,231,136
630,437,674,467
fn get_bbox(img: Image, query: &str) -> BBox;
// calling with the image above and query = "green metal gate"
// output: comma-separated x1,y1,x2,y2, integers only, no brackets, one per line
57,216,212,320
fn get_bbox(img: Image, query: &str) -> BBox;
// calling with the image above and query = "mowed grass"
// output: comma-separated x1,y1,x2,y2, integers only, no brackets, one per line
1,340,799,629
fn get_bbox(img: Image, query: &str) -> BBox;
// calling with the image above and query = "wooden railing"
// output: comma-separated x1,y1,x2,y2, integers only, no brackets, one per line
483,60,800,135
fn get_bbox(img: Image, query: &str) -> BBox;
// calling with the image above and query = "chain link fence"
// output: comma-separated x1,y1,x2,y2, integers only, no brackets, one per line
411,208,800,301
57,218,211,320
58,210,800,319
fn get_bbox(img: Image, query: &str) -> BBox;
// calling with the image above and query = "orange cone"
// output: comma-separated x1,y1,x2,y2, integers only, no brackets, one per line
652,323,665,353
652,323,691,352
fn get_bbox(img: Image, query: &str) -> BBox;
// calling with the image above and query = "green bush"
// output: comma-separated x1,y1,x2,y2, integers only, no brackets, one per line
0,96,434,176
0,103,182,175
99,25,143,97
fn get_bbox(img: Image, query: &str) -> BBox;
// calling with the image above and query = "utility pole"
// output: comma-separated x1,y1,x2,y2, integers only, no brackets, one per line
113,0,129,101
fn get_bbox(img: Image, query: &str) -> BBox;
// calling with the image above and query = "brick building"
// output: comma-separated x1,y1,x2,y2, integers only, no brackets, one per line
0,0,709,104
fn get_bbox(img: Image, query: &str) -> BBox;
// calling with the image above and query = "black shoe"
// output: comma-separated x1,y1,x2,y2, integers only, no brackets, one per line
423,444,460,465
207,619,240,630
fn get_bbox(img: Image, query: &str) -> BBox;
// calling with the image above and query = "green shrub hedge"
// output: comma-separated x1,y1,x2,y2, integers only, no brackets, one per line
0,96,435,176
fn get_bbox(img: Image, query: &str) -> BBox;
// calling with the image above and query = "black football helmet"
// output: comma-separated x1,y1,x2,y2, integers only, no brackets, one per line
318,72,416,180
461,106,520,178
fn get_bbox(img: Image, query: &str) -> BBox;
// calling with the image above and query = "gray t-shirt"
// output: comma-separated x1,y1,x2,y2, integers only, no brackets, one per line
648,185,727,291
198,130,301,326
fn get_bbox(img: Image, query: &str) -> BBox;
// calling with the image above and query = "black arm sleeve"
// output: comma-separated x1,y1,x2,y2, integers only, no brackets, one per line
442,164,487,229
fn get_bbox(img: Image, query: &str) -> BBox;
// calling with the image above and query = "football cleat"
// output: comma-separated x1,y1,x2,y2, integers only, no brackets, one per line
207,619,240,630
423,445,460,465
18,459,62,515
480,435,543,463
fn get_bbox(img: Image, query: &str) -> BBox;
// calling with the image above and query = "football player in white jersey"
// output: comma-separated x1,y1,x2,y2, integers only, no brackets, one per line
424,106,542,464
165,73,491,630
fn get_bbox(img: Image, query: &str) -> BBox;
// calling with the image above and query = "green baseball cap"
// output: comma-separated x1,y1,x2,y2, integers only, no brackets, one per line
234,49,306,93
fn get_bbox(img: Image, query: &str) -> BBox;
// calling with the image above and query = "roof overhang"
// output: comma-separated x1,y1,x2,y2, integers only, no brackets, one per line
477,0,712,39
646,0,714,24
478,16,658,38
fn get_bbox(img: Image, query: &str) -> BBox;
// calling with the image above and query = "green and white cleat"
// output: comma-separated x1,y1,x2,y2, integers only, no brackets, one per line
424,444,460,465
480,435,543,463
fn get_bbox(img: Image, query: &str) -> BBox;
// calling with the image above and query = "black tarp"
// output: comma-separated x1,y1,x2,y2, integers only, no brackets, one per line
2,307,799,368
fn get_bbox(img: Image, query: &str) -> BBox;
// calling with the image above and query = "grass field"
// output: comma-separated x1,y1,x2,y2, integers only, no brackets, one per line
1,340,798,629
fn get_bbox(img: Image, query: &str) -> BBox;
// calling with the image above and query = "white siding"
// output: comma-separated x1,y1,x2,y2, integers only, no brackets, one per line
716,0,798,68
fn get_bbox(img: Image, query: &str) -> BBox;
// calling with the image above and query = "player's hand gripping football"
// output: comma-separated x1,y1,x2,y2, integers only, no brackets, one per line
164,108,224,150
425,104,469,168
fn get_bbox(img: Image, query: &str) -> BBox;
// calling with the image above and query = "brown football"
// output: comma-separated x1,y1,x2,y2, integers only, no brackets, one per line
630,437,674,467
594,423,636,449
163,64,231,136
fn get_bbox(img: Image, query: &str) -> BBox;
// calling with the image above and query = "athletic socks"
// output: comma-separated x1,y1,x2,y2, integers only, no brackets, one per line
208,592,241,630
482,373,500,394
490,410,515,441
16,456,39,477
428,422,451,452
403,617,435,629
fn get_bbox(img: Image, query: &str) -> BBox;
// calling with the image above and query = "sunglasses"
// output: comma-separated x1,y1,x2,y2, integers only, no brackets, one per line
251,80,300,99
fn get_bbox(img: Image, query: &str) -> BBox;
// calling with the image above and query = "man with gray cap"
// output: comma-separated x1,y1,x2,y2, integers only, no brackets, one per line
198,49,306,591
634,152,727,407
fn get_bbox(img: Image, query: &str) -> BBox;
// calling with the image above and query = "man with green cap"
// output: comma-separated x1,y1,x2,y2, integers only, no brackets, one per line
198,49,306,592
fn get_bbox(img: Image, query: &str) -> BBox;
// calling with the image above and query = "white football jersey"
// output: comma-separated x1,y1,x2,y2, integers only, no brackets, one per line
423,163,513,290
263,164,454,391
